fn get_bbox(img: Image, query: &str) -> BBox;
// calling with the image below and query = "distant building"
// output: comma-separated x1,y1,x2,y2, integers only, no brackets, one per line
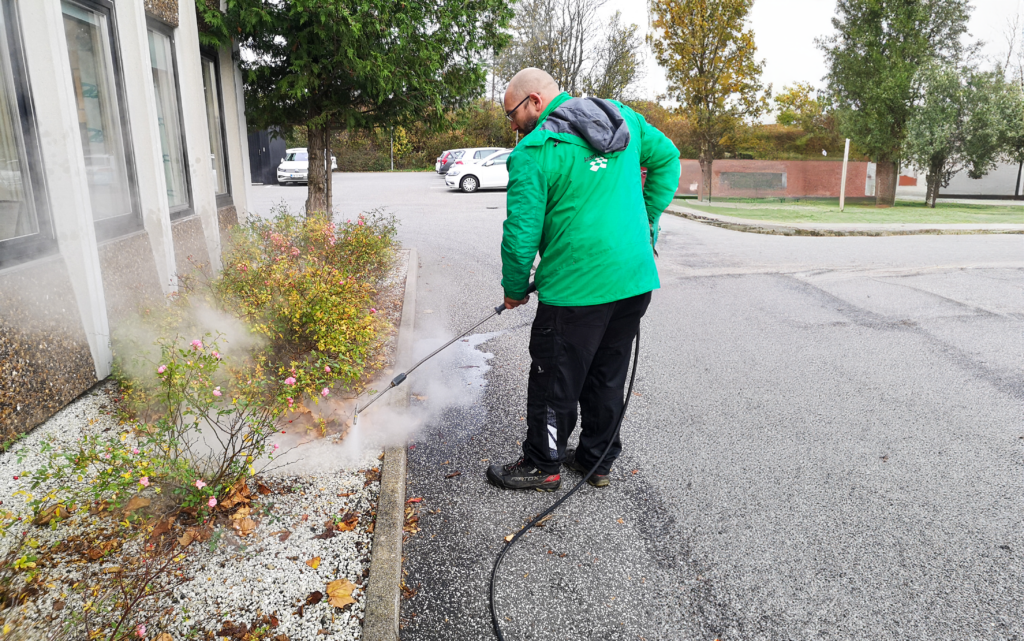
896,162,1024,200
0,0,251,441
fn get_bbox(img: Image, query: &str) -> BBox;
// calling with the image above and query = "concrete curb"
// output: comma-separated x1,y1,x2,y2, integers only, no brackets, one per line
666,204,1024,237
363,247,417,641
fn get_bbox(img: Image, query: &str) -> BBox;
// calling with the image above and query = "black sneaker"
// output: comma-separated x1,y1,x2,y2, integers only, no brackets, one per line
564,449,610,487
486,457,561,492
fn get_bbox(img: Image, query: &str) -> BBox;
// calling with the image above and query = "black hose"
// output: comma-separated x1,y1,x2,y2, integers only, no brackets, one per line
489,329,642,640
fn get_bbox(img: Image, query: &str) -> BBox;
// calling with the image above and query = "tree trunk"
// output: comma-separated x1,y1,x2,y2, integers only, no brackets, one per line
924,171,934,206
698,141,714,202
875,160,897,206
1016,160,1022,198
305,125,327,215
324,124,332,214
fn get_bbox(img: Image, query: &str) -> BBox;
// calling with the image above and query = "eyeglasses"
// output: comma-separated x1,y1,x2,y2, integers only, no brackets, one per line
505,95,531,122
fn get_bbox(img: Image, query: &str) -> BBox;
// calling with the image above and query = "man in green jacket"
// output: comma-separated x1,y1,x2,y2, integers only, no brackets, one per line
486,68,680,491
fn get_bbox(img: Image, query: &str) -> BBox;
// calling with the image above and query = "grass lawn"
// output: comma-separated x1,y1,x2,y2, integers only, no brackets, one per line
672,197,1024,225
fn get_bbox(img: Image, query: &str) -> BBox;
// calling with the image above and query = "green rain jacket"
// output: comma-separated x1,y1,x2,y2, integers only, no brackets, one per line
501,92,681,306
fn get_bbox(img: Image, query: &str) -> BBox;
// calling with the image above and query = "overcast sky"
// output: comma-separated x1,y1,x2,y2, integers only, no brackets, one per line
601,0,1024,119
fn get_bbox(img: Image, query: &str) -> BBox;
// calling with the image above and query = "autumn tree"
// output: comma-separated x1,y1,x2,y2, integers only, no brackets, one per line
818,0,972,206
497,0,643,100
648,0,769,201
227,0,513,215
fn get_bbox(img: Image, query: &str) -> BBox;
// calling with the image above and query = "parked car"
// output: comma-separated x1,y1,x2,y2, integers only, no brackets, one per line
445,148,512,192
436,149,464,174
436,149,458,174
276,147,338,184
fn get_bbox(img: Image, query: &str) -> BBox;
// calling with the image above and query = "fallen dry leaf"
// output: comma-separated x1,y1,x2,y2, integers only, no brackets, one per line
305,591,323,605
33,504,70,526
102,566,121,574
123,496,151,514
234,518,256,536
335,514,359,532
149,516,175,542
313,527,336,540
178,530,194,548
326,579,356,608
278,532,291,543
230,505,252,520
154,634,173,641
306,557,321,569
257,482,273,495
86,539,120,560
504,534,514,542
616,518,624,524
406,497,422,504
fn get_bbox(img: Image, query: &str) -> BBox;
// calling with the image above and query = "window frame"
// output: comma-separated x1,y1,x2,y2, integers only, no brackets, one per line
146,18,192,220
200,49,232,207
0,0,55,270
62,0,142,242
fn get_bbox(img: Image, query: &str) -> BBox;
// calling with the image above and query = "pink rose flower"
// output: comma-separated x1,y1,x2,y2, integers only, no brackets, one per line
213,387,222,397
139,477,149,487
324,365,331,373
212,351,221,360
284,377,296,386
208,497,217,508
132,448,140,455
195,479,206,489
157,365,166,374
102,453,111,460
136,624,146,638
191,340,203,350
370,308,377,314
273,444,280,451
321,388,330,397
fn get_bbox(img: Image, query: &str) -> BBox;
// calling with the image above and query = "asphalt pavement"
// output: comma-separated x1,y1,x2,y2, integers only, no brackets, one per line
249,173,1024,641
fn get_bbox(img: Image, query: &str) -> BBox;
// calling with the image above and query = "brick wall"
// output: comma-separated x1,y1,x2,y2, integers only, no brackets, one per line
677,159,874,200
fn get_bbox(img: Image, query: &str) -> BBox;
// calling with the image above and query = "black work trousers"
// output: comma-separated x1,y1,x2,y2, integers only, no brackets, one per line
522,291,651,475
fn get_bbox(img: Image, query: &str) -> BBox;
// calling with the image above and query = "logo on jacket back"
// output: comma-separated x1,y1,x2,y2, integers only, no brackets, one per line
589,156,608,172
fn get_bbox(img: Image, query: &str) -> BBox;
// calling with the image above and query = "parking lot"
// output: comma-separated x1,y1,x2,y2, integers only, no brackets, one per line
249,172,1023,640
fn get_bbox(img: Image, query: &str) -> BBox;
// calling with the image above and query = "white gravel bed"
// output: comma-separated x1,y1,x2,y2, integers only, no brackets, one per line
0,383,384,641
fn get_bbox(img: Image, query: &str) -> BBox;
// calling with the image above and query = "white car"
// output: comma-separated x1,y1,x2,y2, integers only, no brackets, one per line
277,147,338,184
445,148,512,192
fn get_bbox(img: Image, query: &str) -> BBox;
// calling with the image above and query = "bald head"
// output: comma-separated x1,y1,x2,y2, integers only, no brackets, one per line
503,68,561,135
506,68,560,102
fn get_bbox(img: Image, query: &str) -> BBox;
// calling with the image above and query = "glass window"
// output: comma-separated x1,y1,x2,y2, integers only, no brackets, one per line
200,56,229,197
285,151,308,162
62,0,134,225
0,0,52,265
148,26,189,212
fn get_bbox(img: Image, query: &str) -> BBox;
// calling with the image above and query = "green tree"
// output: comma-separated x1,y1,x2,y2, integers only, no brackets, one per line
997,77,1024,197
648,0,770,201
818,0,972,206
904,63,1005,207
228,0,513,214
496,0,643,99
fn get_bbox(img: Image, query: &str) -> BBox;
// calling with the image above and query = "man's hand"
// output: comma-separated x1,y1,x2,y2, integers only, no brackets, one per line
504,294,530,310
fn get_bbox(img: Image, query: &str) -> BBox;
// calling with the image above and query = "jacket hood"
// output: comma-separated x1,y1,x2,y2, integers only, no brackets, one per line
539,95,630,154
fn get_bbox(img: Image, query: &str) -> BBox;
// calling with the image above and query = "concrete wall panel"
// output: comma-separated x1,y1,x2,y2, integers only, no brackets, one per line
96,231,166,328
0,257,96,442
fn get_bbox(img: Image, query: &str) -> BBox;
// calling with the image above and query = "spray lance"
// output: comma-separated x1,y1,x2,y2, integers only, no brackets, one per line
351,282,537,427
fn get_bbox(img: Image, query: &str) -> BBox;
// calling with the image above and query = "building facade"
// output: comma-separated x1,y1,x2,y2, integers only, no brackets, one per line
0,0,251,442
